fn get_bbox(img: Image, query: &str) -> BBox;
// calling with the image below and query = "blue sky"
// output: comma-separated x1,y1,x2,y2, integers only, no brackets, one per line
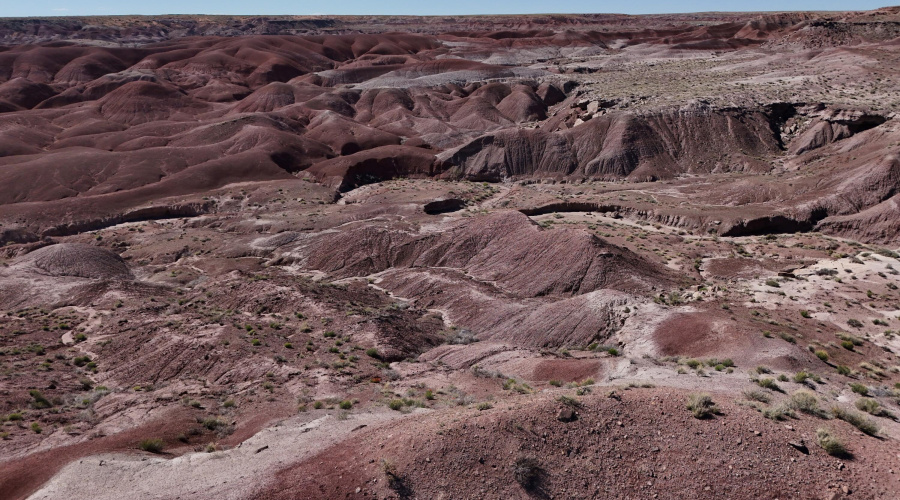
2,1,896,17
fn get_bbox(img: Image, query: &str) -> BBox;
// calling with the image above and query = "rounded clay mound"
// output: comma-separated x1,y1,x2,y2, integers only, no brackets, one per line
23,243,133,280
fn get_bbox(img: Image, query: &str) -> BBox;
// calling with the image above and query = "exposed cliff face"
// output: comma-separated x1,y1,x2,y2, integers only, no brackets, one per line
439,104,780,181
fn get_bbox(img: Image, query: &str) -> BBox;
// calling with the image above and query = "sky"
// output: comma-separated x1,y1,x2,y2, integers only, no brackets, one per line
1,0,896,17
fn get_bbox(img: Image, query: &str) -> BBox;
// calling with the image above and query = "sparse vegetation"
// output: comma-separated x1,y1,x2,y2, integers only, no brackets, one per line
849,382,869,396
686,393,718,419
139,438,165,453
816,428,849,457
756,378,782,392
831,406,879,436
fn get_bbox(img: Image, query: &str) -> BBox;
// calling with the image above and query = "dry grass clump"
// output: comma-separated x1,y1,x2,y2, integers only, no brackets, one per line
816,428,850,457
832,406,880,436
686,393,719,419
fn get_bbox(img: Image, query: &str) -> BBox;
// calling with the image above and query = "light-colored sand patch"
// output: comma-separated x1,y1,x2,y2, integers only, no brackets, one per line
29,409,405,500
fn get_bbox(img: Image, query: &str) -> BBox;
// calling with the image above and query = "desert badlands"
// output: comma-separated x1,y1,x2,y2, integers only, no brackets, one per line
1,7,900,499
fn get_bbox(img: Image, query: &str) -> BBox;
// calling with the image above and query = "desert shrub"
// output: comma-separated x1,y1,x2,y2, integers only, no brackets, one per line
30,422,42,433
513,457,543,490
836,365,851,376
831,406,879,436
339,400,352,410
788,390,829,418
388,399,403,411
765,279,780,288
847,319,863,328
686,393,718,419
816,428,849,457
548,380,562,387
849,383,869,396
477,402,493,411
742,389,772,404
139,438,164,453
854,398,894,418
685,359,702,369
762,403,795,421
800,310,811,318
365,348,380,359
202,417,224,430
756,378,782,392
29,390,52,409
779,332,796,344
755,366,772,374
558,395,582,408
815,350,829,362
793,371,811,384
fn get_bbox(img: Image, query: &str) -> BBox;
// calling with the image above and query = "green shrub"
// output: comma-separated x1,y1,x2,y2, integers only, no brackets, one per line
686,393,718,419
779,332,796,344
548,380,562,387
765,279,780,288
313,401,323,409
793,371,811,384
788,390,829,418
339,400,352,410
365,348,380,359
742,389,771,404
388,399,403,411
847,319,863,328
202,417,224,430
816,428,849,457
800,310,811,319
854,398,894,418
841,340,854,350
836,365,851,376
756,378,782,392
849,383,869,396
139,438,164,453
30,422,42,433
29,390,52,409
814,350,829,362
832,406,879,436
477,402,493,411
762,403,795,421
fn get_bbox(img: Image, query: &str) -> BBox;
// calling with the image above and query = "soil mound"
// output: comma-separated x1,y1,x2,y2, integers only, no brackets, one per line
19,243,133,279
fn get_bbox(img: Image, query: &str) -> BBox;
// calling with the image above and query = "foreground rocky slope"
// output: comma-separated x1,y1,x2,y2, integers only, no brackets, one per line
1,8,900,500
